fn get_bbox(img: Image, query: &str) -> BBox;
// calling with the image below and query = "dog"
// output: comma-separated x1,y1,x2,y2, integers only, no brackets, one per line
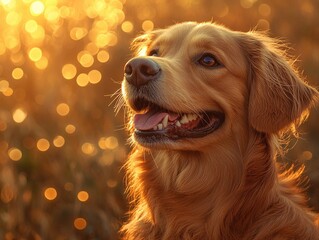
119,22,319,240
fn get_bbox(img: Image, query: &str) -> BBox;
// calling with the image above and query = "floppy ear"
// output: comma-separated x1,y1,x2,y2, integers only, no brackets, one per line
130,29,164,56
239,32,319,133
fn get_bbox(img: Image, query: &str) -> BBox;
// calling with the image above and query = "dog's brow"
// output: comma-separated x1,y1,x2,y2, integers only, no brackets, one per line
190,35,225,49
151,36,171,49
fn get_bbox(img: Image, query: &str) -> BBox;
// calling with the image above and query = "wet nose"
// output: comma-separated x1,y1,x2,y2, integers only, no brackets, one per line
124,58,161,87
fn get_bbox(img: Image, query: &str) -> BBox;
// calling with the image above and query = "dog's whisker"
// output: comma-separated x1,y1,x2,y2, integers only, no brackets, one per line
108,88,122,100
113,124,127,132
109,90,126,115
110,77,122,85
108,89,122,105
114,98,126,115
104,89,120,98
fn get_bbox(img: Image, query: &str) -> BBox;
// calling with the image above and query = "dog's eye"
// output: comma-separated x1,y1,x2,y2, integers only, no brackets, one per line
149,49,159,57
198,53,220,68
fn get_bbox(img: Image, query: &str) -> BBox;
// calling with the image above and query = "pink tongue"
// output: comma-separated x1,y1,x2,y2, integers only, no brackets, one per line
134,111,178,130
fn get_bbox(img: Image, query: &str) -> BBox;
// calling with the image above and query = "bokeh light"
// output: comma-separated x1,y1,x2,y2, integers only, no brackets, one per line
98,136,118,150
44,6,60,23
62,64,77,80
77,191,89,202
30,1,45,16
25,20,39,33
37,138,50,152
12,68,24,80
142,20,154,32
88,69,102,84
12,108,27,123
121,21,134,33
0,121,7,131
2,87,13,97
77,51,94,68
8,147,22,161
28,47,42,62
0,80,10,94
44,187,57,200
240,0,257,8
107,179,117,188
1,0,11,5
76,73,89,87
85,42,99,55
56,103,70,116
35,56,48,69
97,50,110,63
6,11,21,26
258,3,271,17
65,124,76,134
0,0,318,239
53,135,65,147
300,151,313,161
70,27,88,41
74,217,87,230
81,142,96,156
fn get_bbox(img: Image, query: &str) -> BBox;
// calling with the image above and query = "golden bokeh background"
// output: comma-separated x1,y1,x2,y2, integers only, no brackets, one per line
0,0,318,239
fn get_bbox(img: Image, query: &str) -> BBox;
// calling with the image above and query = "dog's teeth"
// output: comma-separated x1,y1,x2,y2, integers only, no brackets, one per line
162,115,168,128
157,123,163,130
175,121,181,127
180,115,189,124
188,114,197,121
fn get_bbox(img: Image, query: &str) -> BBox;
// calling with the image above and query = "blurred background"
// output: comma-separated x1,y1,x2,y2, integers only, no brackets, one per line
0,0,318,239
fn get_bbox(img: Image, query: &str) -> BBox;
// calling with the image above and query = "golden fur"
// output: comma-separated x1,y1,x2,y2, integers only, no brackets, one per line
119,22,319,240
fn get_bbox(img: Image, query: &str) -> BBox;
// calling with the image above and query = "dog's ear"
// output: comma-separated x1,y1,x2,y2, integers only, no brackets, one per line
130,29,164,56
238,32,318,133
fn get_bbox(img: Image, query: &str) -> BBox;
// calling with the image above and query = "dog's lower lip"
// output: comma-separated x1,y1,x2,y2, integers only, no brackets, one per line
134,111,225,141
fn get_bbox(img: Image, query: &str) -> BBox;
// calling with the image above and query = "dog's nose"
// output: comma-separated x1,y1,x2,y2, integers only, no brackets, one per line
124,58,161,87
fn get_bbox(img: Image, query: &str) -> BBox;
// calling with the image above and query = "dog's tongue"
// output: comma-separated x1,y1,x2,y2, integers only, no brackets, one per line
134,111,178,130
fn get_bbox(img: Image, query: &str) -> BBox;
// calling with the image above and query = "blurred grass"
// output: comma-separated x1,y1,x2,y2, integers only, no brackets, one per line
0,0,318,239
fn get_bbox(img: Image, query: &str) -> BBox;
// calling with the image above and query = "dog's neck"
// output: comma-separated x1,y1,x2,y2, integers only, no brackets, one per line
125,131,284,238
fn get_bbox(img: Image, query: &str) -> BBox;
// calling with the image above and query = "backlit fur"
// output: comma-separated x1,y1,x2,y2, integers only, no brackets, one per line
120,22,319,240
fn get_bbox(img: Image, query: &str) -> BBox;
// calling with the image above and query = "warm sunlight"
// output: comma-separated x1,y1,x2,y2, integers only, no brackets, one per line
0,0,318,239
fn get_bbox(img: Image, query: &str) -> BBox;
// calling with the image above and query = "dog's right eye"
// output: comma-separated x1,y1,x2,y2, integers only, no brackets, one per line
197,53,220,68
149,49,159,57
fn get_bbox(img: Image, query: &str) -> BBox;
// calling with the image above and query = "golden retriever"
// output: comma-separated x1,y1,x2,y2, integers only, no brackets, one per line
119,22,319,240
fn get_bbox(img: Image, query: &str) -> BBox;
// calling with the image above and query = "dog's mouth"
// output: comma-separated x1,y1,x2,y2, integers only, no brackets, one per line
131,98,225,141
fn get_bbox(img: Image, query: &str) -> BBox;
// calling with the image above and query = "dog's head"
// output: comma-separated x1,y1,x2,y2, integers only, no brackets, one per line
121,22,318,150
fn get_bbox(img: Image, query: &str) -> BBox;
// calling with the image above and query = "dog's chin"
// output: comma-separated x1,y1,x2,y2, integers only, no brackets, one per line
133,129,222,151
129,98,225,150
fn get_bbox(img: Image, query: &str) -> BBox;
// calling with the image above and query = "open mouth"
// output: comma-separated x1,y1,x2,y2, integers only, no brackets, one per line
132,98,225,141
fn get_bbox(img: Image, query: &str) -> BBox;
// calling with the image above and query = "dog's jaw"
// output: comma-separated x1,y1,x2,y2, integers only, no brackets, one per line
133,110,225,145
123,95,226,148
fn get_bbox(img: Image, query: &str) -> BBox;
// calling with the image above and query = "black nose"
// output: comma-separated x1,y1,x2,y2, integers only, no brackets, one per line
124,58,161,87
